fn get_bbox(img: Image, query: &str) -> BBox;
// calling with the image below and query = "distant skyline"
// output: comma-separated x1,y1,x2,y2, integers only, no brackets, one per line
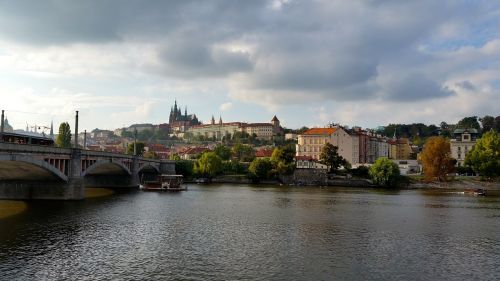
1,1,499,132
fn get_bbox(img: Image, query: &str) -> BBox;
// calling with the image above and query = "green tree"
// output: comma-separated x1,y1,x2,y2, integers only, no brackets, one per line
127,142,145,156
271,144,296,176
480,115,495,133
176,160,194,178
494,116,500,131
56,122,72,148
169,153,181,161
214,144,232,160
319,143,348,173
194,152,223,179
457,116,480,130
248,158,273,182
232,143,255,162
369,158,400,187
420,136,455,181
465,131,500,178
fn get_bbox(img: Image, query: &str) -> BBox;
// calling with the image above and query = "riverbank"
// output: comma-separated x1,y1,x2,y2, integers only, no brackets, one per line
187,175,500,191
0,200,27,219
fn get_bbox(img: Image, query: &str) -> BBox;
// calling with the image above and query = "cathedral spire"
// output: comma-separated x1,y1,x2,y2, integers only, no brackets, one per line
219,115,222,125
185,106,187,117
211,115,215,125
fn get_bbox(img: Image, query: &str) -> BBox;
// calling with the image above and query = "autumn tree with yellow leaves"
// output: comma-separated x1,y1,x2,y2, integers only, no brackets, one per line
420,136,455,181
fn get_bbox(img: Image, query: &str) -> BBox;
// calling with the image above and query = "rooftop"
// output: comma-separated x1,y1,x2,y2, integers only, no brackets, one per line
303,128,337,135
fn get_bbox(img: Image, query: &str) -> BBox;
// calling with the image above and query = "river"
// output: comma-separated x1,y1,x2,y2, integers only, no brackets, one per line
0,184,499,281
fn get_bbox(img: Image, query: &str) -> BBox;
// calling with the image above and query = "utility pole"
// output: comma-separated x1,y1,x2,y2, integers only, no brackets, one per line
74,111,79,148
83,130,87,150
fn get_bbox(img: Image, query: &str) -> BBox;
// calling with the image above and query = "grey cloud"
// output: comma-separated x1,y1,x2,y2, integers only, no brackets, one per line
158,40,253,78
455,81,476,91
0,0,496,104
381,73,455,101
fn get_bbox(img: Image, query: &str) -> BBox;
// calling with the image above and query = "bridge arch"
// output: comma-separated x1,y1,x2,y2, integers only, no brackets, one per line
0,154,68,182
82,159,132,177
138,163,160,173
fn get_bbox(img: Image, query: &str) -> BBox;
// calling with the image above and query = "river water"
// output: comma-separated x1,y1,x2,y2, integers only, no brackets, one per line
0,185,499,281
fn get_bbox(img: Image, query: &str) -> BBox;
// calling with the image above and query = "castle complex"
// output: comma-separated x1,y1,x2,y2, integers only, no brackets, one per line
168,100,201,132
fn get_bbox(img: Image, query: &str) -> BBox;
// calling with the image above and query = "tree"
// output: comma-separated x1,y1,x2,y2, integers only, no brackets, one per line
457,116,480,130
465,131,500,178
494,116,500,132
214,144,232,160
232,143,255,162
271,144,296,176
248,158,273,182
143,150,158,159
319,143,348,173
56,122,72,148
194,152,223,179
369,157,400,187
127,142,145,156
480,115,495,133
420,136,455,181
175,160,194,178
169,153,181,161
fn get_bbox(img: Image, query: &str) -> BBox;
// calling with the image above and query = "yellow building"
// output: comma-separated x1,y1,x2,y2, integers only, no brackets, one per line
296,127,359,165
388,138,412,159
186,116,282,141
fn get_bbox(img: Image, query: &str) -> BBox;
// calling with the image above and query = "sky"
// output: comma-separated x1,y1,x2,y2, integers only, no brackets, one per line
1,0,500,133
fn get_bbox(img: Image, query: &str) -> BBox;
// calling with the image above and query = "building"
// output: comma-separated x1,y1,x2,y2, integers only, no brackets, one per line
125,123,155,133
187,116,282,141
450,128,478,166
296,126,359,165
255,148,274,158
168,100,200,132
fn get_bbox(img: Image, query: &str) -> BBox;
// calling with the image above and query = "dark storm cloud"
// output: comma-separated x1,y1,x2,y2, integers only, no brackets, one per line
0,0,494,103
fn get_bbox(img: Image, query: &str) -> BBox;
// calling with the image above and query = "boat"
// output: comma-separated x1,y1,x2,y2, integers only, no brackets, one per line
140,174,187,191
464,188,486,196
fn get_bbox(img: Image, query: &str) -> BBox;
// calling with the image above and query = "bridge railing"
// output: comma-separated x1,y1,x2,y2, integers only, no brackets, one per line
0,142,72,155
0,142,174,163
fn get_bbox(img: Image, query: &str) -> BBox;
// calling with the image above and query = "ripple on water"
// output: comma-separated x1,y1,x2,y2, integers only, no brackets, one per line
0,200,27,219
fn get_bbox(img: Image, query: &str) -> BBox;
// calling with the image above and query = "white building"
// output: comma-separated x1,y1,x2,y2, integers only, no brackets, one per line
450,128,478,166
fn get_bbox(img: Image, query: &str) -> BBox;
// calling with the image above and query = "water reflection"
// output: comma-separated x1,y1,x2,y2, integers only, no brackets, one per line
0,185,498,281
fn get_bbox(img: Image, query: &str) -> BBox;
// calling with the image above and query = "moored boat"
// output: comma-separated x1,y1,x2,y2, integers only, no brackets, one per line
140,174,187,191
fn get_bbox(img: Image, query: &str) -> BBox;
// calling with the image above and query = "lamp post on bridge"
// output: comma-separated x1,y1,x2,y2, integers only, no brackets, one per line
74,111,79,149
83,129,87,150
134,128,137,156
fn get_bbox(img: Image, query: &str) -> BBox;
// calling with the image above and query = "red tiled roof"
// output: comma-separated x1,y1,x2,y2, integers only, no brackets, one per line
182,147,209,155
255,149,274,157
303,128,336,135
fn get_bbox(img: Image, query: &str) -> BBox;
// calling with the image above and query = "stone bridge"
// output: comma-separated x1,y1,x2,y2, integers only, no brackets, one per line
0,142,175,200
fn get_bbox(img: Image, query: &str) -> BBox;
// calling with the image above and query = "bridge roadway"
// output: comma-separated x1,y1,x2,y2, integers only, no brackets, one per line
0,142,175,200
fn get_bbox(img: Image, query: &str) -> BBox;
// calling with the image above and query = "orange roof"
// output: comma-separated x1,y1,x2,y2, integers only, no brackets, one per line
303,128,336,135
255,149,274,157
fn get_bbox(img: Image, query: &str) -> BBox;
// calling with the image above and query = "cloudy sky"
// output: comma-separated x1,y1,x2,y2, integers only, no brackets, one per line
1,0,499,132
